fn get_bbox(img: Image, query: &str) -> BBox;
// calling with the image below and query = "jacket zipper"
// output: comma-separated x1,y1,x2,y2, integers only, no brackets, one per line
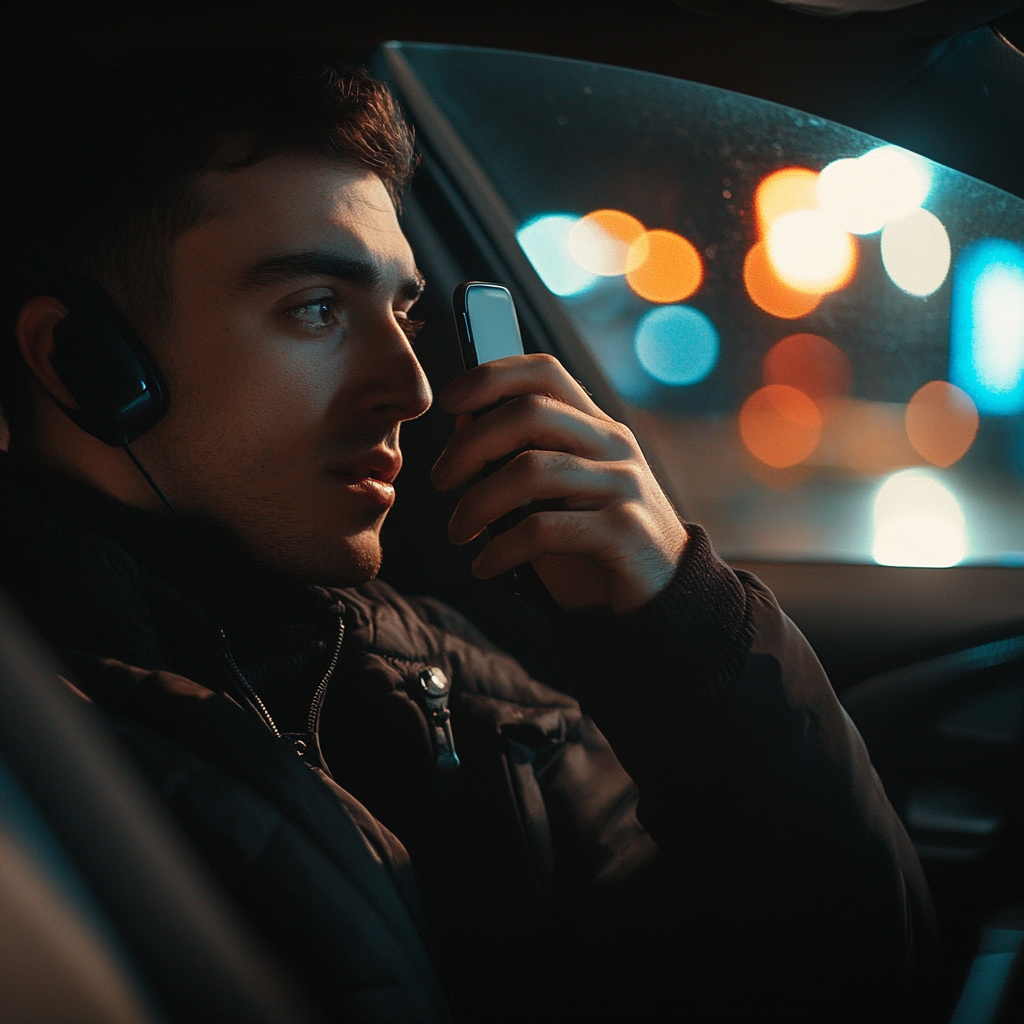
218,628,281,738
378,654,461,772
418,667,460,773
308,619,344,737
217,617,345,769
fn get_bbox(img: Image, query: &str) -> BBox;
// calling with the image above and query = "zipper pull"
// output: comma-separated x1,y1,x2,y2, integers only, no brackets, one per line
419,667,460,773
280,731,331,775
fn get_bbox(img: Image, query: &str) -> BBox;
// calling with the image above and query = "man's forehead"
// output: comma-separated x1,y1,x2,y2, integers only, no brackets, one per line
185,155,418,288
202,152,391,212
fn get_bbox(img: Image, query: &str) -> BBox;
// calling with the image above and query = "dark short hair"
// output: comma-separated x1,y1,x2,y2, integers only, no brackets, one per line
0,51,417,440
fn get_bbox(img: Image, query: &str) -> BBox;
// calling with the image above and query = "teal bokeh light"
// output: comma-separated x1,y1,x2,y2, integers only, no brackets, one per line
516,214,598,297
950,238,1024,416
634,306,719,386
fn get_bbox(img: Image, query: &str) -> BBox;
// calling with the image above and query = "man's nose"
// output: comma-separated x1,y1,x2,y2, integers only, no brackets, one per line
366,314,433,423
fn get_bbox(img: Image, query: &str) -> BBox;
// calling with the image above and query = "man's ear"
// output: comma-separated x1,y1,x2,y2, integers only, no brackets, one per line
15,296,79,408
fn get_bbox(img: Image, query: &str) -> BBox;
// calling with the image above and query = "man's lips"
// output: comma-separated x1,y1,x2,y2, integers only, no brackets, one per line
328,450,402,504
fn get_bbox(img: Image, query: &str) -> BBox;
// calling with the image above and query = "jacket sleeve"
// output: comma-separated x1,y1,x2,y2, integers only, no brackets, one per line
556,523,936,1023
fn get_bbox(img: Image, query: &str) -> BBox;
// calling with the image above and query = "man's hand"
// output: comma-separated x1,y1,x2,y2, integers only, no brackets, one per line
430,353,688,614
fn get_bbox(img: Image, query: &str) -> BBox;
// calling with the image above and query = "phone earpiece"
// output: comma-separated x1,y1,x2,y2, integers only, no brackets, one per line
49,278,169,446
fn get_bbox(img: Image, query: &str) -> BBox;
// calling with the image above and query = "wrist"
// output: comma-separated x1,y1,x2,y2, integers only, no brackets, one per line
609,522,689,615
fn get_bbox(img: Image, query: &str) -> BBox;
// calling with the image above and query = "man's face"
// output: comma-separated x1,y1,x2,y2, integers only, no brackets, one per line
140,155,431,584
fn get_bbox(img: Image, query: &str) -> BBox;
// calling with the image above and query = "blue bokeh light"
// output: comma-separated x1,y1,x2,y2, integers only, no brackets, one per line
516,214,598,297
950,238,1024,416
634,306,719,386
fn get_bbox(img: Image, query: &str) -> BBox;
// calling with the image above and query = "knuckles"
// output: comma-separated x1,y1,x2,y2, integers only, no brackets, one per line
518,510,563,546
517,391,555,417
510,447,574,479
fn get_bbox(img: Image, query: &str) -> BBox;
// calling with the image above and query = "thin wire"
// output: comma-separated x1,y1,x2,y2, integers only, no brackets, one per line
122,440,178,516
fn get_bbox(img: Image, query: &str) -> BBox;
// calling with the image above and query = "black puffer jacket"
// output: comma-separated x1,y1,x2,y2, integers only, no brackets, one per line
0,452,935,1022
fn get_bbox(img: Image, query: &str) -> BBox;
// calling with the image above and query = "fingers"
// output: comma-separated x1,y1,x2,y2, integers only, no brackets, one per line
432,393,637,491
446,450,642,544
439,352,607,420
468,505,665,582
434,351,690,613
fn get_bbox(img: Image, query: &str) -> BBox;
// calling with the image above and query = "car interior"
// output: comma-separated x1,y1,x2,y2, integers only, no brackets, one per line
2,3,1022,1022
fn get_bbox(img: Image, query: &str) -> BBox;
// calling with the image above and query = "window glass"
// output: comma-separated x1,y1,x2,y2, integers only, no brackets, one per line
401,43,1024,566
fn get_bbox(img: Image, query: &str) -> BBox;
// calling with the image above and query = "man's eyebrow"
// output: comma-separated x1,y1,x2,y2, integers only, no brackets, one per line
234,250,423,298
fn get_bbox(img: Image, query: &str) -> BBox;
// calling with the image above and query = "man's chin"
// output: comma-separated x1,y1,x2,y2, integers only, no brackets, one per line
235,520,384,588
318,540,382,588
292,527,383,588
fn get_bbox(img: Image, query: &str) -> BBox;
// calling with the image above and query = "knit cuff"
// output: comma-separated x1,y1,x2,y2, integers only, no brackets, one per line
606,522,754,689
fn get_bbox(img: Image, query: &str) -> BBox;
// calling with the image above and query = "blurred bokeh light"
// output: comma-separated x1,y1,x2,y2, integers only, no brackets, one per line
818,145,932,236
951,238,1024,416
634,306,719,385
766,209,858,294
817,400,918,476
763,333,852,403
743,243,823,318
905,381,979,468
755,167,819,237
626,229,703,303
517,214,599,296
568,209,648,276
872,469,967,567
880,209,951,297
739,384,822,468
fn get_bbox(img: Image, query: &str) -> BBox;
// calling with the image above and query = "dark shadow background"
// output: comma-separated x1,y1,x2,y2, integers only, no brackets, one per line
4,1,1023,195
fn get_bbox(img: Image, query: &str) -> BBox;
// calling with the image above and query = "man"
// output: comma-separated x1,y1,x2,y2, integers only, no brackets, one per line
1,53,933,1022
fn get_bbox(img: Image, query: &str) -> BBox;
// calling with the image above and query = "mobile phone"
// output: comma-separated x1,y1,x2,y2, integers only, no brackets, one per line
453,281,525,371
451,282,558,603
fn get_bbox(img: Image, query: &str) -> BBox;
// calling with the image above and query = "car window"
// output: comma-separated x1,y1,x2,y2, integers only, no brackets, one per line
387,42,1024,568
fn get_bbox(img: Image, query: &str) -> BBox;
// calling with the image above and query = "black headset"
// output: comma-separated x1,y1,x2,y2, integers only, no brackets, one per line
48,277,176,511
50,277,169,447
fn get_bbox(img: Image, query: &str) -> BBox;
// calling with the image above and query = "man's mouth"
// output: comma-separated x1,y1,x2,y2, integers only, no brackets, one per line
327,450,402,506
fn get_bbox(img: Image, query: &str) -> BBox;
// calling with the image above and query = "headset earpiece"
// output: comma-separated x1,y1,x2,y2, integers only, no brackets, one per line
49,278,169,446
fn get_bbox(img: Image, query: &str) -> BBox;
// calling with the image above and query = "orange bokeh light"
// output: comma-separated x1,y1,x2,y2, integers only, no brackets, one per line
905,381,979,468
755,167,820,238
743,243,822,319
568,209,648,276
626,229,703,303
739,384,823,468
763,333,852,403
823,400,918,476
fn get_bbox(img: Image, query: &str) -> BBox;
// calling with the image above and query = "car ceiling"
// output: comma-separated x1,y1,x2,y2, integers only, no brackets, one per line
4,1,1023,196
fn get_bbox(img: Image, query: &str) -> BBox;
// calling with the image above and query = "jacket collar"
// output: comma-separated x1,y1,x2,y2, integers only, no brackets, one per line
1,451,332,630
0,452,341,727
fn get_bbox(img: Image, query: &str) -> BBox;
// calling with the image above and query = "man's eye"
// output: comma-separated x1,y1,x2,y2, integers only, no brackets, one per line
287,300,344,332
398,315,426,343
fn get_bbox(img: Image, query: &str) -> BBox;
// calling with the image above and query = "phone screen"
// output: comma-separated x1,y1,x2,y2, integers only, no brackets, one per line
454,282,525,370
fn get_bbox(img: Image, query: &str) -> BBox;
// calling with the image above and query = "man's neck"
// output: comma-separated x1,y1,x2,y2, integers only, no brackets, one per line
14,396,167,512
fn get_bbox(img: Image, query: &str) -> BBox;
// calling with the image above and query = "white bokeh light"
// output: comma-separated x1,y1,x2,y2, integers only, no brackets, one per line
818,145,931,236
880,208,951,297
817,157,879,235
517,214,599,297
872,469,967,567
765,209,856,293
